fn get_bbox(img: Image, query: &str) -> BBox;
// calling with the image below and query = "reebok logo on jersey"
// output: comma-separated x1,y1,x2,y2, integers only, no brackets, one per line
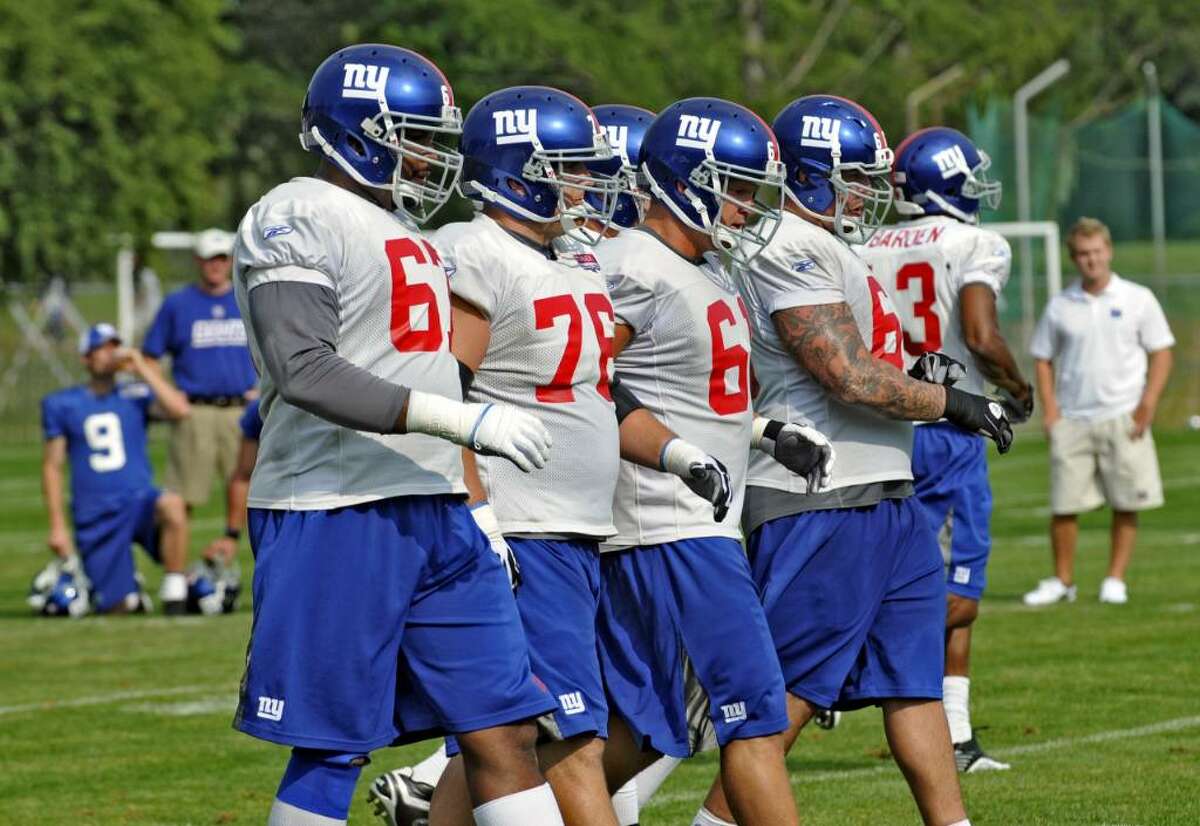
932,144,971,179
677,115,721,151
800,116,841,150
494,109,538,146
720,702,747,724
263,225,293,240
341,64,389,100
256,696,285,722
791,258,816,273
605,124,630,161
558,692,587,716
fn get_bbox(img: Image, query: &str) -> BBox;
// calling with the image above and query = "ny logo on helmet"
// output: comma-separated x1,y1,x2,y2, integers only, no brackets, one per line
341,64,390,100
605,125,629,160
800,116,841,150
932,145,970,179
677,115,721,151
494,109,538,145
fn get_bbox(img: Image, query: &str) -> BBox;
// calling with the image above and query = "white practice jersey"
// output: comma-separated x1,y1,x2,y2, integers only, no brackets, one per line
859,215,1012,397
737,211,913,494
598,229,753,548
233,176,465,509
437,214,619,537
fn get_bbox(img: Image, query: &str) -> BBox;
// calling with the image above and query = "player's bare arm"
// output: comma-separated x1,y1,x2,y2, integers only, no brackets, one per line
41,436,72,558
118,347,191,420
960,284,1031,399
773,301,945,420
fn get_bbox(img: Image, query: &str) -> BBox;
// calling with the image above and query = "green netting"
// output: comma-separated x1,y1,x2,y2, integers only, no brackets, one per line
967,98,1200,242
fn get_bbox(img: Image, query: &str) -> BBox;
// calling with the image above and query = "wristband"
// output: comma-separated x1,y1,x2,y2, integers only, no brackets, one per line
224,527,241,541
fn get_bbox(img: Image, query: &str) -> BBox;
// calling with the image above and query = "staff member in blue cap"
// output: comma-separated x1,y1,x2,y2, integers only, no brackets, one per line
142,228,257,509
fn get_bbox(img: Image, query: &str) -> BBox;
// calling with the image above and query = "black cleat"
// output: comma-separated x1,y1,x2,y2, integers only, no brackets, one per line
162,599,187,616
813,708,842,730
954,736,1011,772
368,767,434,826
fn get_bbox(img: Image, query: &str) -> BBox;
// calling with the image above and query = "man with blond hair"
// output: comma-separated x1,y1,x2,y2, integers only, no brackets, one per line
1024,218,1174,606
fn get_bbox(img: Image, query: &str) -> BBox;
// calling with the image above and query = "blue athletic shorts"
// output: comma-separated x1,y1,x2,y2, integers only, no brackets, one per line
912,423,993,601
74,486,161,612
749,497,946,711
445,537,608,758
234,495,556,753
597,537,788,758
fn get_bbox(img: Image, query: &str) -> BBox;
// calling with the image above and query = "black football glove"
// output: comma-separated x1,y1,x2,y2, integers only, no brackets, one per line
998,383,1035,424
909,352,967,386
943,387,1014,454
753,417,836,492
661,438,732,522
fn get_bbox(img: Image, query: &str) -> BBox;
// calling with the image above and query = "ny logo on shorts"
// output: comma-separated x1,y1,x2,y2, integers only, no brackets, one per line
558,691,587,716
720,701,747,724
257,696,285,722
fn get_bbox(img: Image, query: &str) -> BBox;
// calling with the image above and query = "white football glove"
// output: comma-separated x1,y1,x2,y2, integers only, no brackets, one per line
752,416,836,493
406,391,552,472
470,503,521,590
908,352,967,386
660,438,732,522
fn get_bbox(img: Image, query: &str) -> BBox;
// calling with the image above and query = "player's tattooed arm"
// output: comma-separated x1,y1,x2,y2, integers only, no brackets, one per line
772,302,946,421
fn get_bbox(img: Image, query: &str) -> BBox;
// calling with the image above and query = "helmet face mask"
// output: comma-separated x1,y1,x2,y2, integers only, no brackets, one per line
826,157,894,243
521,150,622,246
686,157,785,264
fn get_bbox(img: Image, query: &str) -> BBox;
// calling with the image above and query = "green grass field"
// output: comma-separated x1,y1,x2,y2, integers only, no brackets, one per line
1,429,1198,825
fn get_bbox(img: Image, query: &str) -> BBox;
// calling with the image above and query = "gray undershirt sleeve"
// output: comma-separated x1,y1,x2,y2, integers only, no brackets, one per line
248,280,410,433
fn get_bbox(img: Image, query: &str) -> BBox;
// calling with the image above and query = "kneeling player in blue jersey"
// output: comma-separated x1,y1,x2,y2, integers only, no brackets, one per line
231,45,565,826
36,322,192,615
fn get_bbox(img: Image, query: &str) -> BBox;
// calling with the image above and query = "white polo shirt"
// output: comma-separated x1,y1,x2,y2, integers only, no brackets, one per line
1030,273,1174,421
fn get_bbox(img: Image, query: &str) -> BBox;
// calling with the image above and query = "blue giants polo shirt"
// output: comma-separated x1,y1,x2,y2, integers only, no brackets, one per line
142,284,257,397
41,383,156,523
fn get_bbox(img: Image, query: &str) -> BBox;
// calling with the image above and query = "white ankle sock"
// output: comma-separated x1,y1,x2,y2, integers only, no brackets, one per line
473,783,564,826
946,819,972,826
692,806,737,826
943,676,972,744
267,799,345,825
635,755,682,805
611,779,639,825
159,572,187,601
410,743,449,787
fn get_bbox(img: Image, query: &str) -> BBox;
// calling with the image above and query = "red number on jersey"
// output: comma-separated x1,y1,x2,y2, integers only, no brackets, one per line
534,294,583,403
895,261,942,355
866,275,904,369
583,293,614,401
707,299,750,415
386,238,446,352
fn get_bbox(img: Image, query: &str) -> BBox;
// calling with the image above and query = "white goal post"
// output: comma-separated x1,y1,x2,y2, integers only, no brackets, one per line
115,231,199,343
983,220,1063,345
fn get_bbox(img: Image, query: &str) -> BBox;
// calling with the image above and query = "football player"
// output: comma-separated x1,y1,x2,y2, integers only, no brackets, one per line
594,97,833,826
421,86,732,826
696,95,1013,826
231,45,566,826
858,127,1030,773
37,322,191,615
369,101,662,826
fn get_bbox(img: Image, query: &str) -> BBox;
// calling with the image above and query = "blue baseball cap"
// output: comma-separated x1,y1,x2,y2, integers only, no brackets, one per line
78,322,121,355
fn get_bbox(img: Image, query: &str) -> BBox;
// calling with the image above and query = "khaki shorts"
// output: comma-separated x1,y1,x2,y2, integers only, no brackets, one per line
164,404,244,507
1049,414,1164,515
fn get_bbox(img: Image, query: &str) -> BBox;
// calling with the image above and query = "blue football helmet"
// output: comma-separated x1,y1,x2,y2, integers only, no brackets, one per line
41,572,90,618
893,127,1001,224
588,104,655,229
773,95,894,244
300,43,463,223
639,97,785,263
459,86,621,245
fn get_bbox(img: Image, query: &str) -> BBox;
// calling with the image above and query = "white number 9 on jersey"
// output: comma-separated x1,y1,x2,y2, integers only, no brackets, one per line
83,412,127,472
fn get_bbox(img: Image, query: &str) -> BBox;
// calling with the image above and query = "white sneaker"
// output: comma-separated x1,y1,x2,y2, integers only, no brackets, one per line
1099,577,1128,604
1023,577,1077,606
